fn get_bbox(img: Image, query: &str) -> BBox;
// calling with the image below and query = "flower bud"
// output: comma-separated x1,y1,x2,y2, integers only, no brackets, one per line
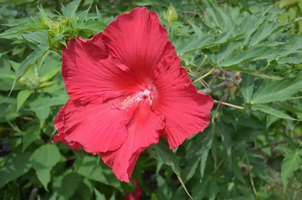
166,4,178,25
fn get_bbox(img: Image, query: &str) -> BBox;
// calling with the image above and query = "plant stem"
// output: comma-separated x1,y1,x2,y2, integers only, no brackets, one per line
193,68,215,83
196,54,208,72
246,156,258,197
213,99,244,110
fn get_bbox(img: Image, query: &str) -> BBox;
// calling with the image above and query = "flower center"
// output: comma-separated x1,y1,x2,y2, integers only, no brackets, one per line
112,89,152,111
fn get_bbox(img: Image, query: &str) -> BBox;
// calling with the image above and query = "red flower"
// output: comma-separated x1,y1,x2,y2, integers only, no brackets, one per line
53,7,213,182
123,179,143,200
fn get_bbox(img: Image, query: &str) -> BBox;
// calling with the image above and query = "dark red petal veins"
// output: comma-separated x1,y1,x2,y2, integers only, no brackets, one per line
100,99,165,182
102,7,176,75
153,55,214,149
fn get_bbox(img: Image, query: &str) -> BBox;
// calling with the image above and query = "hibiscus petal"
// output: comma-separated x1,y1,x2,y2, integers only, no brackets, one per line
153,56,214,149
62,34,141,104
100,99,165,182
53,105,82,150
53,99,136,154
102,7,175,74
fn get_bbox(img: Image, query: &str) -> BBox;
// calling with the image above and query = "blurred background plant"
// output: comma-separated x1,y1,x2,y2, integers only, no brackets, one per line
1,0,302,199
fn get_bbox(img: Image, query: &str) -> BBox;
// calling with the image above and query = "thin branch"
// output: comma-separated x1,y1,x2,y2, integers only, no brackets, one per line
196,54,208,73
193,68,215,83
213,99,244,110
246,156,258,197
198,70,239,94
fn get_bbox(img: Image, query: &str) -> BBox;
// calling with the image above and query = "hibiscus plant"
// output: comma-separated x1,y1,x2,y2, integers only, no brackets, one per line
1,0,302,200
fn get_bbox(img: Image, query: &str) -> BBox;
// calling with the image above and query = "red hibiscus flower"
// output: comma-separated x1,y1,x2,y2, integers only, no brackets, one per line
53,7,213,182
123,179,143,200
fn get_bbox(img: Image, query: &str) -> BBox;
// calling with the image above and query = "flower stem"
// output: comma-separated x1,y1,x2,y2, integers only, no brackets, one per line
196,54,208,72
213,99,244,110
193,68,215,83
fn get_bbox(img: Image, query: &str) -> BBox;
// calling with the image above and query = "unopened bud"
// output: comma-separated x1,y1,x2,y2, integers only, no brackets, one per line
166,4,178,25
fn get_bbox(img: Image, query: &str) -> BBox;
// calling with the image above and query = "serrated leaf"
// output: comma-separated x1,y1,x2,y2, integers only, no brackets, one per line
200,129,213,181
241,73,255,103
219,46,285,67
78,20,107,32
281,151,302,192
177,35,214,55
78,4,92,25
17,89,32,111
249,22,286,46
278,56,302,65
22,31,48,46
251,104,296,120
61,0,81,17
251,73,302,104
211,41,242,64
151,139,180,175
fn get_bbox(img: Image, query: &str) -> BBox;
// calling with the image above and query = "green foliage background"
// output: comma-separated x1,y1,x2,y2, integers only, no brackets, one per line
1,0,302,199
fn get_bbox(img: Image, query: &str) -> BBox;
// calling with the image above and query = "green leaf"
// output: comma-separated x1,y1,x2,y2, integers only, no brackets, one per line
22,126,40,152
211,41,242,64
278,56,302,65
61,0,81,17
231,162,246,184
28,95,69,110
22,31,48,46
77,179,93,200
0,0,33,5
94,188,106,200
16,89,32,111
77,20,107,32
10,46,48,95
251,104,296,120
177,35,214,55
39,67,60,83
218,46,285,67
53,173,81,199
0,153,32,188
31,144,61,168
251,73,302,104
281,151,302,192
78,4,92,25
199,129,213,181
36,167,51,191
74,156,108,184
249,22,286,46
151,139,180,175
32,107,51,128
241,73,255,103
